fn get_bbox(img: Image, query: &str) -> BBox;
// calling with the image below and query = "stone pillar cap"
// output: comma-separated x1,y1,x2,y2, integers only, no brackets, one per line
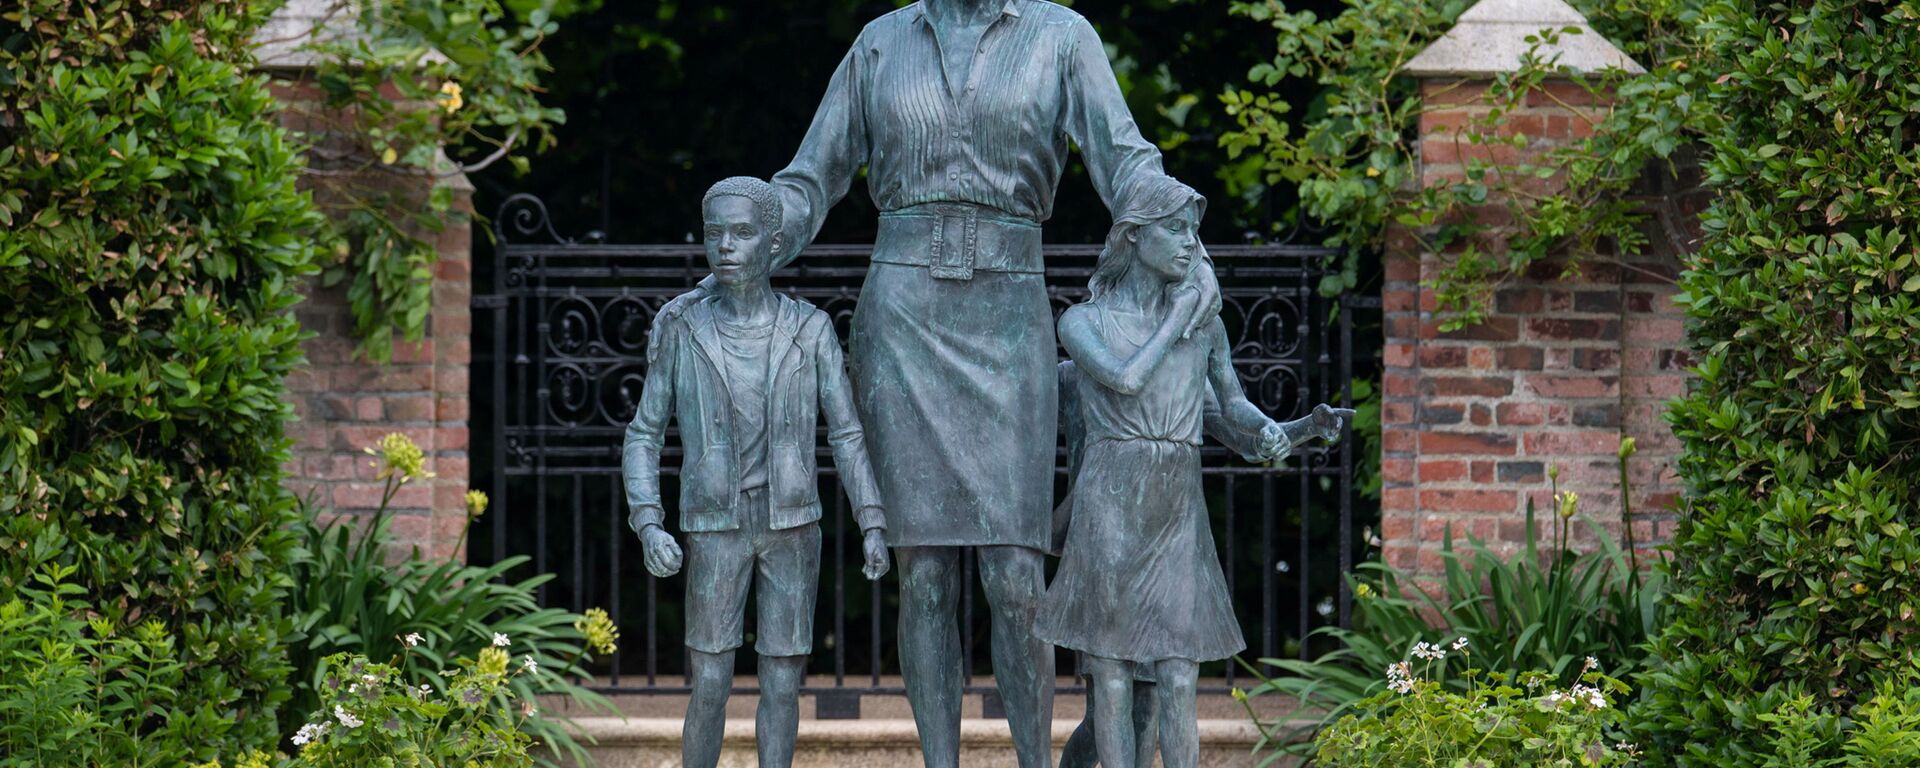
1402,0,1644,78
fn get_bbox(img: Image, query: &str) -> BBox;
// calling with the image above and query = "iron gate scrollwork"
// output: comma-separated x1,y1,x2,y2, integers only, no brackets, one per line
473,193,1368,700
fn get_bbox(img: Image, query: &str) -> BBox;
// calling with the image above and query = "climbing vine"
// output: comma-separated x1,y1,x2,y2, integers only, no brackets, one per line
275,0,563,360
1221,0,1717,328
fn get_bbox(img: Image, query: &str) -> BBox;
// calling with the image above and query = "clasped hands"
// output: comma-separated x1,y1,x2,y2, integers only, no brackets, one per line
1256,403,1357,461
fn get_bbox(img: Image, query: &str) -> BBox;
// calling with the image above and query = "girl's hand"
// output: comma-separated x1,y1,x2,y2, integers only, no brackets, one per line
1310,403,1356,444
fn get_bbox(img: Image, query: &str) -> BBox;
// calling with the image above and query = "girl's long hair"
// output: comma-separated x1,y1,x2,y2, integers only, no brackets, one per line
1088,175,1206,301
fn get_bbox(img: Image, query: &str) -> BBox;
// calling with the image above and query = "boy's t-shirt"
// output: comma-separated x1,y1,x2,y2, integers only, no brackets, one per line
715,312,778,491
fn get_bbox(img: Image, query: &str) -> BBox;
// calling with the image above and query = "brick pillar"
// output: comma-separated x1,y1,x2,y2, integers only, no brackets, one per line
264,73,474,562
1382,0,1687,576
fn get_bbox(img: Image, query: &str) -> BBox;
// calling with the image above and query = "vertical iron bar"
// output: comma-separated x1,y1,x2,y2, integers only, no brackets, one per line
1298,272,1315,661
535,277,550,605
1339,291,1356,629
572,476,583,614
490,255,508,569
1261,473,1275,659
1223,473,1236,689
647,571,658,687
834,491,847,687
610,474,623,687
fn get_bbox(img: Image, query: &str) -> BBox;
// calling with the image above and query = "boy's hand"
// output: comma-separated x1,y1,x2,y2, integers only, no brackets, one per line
1310,403,1357,444
1256,421,1291,461
640,525,683,577
861,528,891,581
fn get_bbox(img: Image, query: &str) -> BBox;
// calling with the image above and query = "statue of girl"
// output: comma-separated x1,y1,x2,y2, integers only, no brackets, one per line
1036,175,1353,768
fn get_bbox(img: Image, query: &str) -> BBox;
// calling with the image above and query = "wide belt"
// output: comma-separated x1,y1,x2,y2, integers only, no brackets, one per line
874,202,1043,281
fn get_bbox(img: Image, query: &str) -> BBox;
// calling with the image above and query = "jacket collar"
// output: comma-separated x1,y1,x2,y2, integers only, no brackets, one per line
909,0,1023,25
684,294,807,384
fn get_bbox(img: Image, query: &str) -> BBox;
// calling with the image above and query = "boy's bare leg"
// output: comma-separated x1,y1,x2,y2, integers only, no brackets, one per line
683,649,736,768
758,654,806,768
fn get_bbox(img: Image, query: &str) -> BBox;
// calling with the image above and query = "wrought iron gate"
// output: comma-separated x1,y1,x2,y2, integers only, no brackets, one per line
472,193,1369,704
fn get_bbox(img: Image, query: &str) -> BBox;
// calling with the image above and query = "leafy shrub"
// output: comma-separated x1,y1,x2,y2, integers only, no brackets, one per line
0,562,233,768
1242,451,1666,757
283,433,615,766
281,650,540,768
1305,641,1641,767
1753,679,1920,768
0,0,325,755
1638,0,1920,764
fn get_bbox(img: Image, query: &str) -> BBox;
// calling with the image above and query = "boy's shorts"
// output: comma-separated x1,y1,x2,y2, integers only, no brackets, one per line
683,486,821,657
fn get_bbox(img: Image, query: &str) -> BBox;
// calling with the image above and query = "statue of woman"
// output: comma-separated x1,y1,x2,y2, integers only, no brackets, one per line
657,3,1215,765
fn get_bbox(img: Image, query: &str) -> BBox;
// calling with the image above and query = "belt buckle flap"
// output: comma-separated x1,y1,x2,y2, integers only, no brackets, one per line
928,208,976,281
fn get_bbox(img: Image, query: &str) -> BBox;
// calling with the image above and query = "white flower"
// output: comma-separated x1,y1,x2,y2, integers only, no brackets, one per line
1410,641,1447,661
1452,637,1469,651
405,632,424,647
334,705,363,728
1584,655,1599,672
292,722,329,747
492,633,511,647
522,655,539,673
1385,660,1416,694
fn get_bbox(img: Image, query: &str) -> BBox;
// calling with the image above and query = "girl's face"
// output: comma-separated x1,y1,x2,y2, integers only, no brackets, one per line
1132,202,1200,283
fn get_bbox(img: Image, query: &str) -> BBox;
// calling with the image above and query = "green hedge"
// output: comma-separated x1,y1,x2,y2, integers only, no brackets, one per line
0,0,324,757
1641,0,1920,764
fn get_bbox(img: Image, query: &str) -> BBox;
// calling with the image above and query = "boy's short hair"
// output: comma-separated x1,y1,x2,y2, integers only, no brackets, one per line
703,176,784,236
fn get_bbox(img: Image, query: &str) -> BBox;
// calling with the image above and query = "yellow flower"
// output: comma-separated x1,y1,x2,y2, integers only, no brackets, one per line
1852,583,1868,595
1557,490,1580,520
477,647,510,676
365,433,433,482
575,607,621,656
437,80,464,113
1354,582,1376,599
1618,436,1638,460
380,146,398,165
465,489,489,519
1365,166,1381,178
1231,687,1249,702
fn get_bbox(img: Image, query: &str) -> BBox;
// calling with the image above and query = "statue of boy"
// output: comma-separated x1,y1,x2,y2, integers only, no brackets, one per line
1036,175,1352,768
622,176,892,768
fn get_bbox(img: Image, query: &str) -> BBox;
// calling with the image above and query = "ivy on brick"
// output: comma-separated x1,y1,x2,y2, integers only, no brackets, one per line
0,0,325,756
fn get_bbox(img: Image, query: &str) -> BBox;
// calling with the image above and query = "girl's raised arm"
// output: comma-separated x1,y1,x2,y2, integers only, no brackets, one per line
1059,293,1196,396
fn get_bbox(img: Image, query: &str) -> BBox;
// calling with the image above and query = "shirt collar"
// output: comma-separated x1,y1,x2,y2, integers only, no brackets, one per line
911,0,1022,25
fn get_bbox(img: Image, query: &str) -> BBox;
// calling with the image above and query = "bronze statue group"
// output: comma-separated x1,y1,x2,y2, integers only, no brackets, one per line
619,2,1351,766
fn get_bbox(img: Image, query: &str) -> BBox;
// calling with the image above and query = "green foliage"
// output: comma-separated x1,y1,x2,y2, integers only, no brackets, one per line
1637,0,1920,764
1221,0,1716,327
296,0,563,360
283,434,613,767
0,0,325,755
1242,457,1666,758
1752,679,1920,768
281,651,537,767
0,563,251,768
1304,650,1641,767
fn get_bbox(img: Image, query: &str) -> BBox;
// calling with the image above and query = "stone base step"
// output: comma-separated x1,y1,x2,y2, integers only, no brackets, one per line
566,717,1300,768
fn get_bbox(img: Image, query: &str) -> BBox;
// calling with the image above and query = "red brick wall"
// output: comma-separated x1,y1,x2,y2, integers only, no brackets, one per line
270,76,474,561
1379,79,1698,575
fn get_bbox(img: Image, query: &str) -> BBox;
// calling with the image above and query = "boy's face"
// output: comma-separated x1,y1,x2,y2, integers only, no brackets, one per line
702,195,778,287
1134,201,1200,283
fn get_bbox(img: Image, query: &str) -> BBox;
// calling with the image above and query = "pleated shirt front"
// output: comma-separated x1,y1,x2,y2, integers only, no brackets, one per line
773,0,1166,251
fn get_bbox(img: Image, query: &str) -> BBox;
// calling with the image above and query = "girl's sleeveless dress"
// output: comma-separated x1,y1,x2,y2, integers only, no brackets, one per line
1034,303,1245,664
